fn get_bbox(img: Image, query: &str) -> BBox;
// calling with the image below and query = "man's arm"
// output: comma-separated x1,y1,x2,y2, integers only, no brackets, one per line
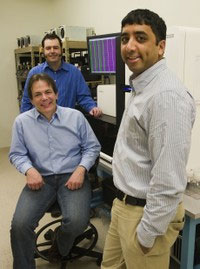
63,111,100,190
65,165,86,190
136,91,195,248
9,116,45,190
75,69,102,116
78,113,101,170
26,167,44,190
9,117,33,174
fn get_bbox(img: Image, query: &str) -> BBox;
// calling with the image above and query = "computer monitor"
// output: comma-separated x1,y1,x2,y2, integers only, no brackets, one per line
87,33,120,75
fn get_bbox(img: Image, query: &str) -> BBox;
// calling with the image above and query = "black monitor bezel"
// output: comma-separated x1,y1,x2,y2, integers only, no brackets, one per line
87,32,121,76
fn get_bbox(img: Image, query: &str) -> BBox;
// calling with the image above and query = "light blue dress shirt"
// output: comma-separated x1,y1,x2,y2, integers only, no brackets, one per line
20,61,97,113
9,106,101,176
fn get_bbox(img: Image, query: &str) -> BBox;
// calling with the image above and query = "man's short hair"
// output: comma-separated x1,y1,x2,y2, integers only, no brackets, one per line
28,73,58,99
121,9,167,44
41,33,62,48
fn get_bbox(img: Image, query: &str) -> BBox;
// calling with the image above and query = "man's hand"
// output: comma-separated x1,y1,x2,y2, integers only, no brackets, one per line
65,166,86,190
138,240,151,254
26,167,44,190
89,107,102,118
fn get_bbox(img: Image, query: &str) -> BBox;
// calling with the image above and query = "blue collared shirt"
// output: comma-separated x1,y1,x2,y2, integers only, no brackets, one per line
9,106,101,175
20,61,97,113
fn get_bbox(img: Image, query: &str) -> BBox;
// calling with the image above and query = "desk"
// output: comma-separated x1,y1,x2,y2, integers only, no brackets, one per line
181,194,200,269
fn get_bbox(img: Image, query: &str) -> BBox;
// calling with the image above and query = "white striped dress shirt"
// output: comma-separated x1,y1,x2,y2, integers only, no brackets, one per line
112,59,196,248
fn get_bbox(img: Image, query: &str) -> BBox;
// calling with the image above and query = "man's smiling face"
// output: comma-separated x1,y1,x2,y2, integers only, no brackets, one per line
121,23,165,76
31,79,58,121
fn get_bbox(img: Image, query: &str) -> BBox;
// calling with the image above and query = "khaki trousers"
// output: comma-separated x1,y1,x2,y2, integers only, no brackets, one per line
101,198,184,269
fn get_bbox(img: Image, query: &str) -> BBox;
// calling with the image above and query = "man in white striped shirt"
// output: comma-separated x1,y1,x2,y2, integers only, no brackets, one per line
101,9,196,269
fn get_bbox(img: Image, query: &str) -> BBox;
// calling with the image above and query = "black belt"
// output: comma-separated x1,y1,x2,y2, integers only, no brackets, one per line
116,189,146,207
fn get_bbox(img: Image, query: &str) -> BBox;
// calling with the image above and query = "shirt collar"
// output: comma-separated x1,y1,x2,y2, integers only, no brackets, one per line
129,58,167,94
33,106,60,121
43,60,70,72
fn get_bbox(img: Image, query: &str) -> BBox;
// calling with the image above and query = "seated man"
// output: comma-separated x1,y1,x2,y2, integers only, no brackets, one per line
9,73,101,269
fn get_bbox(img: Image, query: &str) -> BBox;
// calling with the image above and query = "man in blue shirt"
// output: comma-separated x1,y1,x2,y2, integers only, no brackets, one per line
20,33,102,117
9,73,101,269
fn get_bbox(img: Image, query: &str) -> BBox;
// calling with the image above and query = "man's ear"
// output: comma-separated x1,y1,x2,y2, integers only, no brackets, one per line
158,40,166,58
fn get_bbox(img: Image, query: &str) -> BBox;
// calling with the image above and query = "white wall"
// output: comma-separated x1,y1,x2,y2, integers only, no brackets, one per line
0,0,57,148
52,0,200,34
1,0,200,169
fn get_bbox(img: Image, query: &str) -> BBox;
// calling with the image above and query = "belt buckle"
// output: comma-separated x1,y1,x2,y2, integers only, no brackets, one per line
123,194,127,204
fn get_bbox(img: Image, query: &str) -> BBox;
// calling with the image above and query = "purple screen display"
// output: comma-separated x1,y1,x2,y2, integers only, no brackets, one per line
88,36,116,74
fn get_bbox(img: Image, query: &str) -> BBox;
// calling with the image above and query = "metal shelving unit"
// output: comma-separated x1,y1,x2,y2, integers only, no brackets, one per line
62,39,87,62
15,46,41,108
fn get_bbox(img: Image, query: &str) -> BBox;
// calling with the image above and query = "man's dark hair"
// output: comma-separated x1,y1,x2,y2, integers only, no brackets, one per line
121,9,167,44
28,73,58,99
41,33,62,48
